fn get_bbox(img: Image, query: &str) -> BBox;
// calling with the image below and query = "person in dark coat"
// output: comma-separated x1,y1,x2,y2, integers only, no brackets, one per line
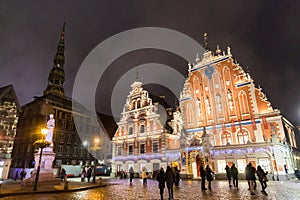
230,164,239,188
174,166,180,186
60,168,66,182
245,163,256,195
156,168,166,200
200,162,207,190
81,167,86,182
129,166,134,184
20,168,26,181
256,165,268,192
87,166,92,182
165,166,175,199
225,164,232,187
206,165,214,190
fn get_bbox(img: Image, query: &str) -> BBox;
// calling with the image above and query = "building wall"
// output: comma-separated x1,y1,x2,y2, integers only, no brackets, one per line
112,81,169,175
178,47,299,180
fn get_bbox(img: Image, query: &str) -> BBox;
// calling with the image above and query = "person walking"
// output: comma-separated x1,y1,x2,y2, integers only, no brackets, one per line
256,165,268,193
142,167,148,186
20,168,26,181
129,166,134,184
165,166,175,200
245,163,256,195
60,168,66,182
87,166,92,182
200,162,207,190
81,167,86,182
225,164,232,187
174,166,180,186
156,168,166,200
206,165,214,190
230,164,239,188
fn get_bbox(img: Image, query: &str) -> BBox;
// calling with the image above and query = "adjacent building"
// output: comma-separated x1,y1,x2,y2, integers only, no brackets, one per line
0,85,21,179
112,80,174,175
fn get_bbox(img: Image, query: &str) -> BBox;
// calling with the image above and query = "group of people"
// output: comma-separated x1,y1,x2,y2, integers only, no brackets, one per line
156,166,180,200
80,166,93,182
245,163,268,195
200,163,215,190
225,164,239,188
225,162,268,195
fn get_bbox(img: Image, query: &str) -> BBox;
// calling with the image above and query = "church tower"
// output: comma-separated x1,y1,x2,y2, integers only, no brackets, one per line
43,20,66,97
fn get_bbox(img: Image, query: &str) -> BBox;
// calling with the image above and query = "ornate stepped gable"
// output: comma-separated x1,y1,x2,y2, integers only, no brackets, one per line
114,81,163,139
180,44,282,145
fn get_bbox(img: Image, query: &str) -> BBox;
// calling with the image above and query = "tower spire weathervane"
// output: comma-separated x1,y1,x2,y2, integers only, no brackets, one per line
43,20,66,97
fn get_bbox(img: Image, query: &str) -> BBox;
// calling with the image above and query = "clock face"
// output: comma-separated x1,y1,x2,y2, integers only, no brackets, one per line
134,87,139,93
205,65,214,79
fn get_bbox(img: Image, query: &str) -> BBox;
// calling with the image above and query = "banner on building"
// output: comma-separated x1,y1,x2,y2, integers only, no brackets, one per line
231,120,236,132
262,116,269,129
252,118,257,130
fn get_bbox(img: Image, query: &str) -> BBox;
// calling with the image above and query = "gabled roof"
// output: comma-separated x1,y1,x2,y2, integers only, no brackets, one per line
0,84,21,112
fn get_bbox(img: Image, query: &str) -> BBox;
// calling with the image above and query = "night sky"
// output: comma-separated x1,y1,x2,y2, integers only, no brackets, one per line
1,0,300,124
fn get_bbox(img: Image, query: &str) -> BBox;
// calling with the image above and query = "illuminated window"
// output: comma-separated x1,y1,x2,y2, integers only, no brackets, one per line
258,158,271,172
237,130,249,144
221,132,232,145
217,160,226,173
237,159,247,173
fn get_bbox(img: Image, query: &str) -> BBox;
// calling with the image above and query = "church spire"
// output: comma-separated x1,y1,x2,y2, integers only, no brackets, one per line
43,20,66,97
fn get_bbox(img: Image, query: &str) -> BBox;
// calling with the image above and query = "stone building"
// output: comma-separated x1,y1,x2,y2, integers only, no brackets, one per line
0,85,21,179
11,21,112,173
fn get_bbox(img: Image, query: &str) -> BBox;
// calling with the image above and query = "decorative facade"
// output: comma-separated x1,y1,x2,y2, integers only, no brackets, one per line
177,41,299,180
0,85,20,179
112,81,173,175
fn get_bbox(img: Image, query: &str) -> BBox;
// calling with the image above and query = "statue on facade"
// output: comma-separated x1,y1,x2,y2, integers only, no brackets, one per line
45,114,55,145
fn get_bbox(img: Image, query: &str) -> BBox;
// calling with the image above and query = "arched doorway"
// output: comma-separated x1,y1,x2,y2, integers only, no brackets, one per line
188,150,204,178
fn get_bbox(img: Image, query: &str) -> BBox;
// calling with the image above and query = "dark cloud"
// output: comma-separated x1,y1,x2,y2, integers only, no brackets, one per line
0,0,300,123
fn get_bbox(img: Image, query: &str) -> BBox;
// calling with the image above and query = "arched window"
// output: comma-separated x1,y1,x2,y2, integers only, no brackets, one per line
187,103,193,126
193,76,200,95
221,132,232,145
238,90,249,114
237,129,249,144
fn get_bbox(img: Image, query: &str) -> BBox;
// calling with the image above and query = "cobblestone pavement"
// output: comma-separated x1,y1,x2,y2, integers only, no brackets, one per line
1,178,299,200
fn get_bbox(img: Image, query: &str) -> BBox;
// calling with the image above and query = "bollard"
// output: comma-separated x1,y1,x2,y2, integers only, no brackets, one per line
98,178,102,185
64,181,69,190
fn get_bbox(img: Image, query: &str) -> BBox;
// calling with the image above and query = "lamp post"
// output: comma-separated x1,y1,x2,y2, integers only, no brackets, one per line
33,128,51,191
91,137,100,183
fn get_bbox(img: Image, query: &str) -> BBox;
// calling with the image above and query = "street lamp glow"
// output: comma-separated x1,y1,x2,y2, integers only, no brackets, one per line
94,137,100,145
83,140,88,147
33,128,51,191
41,128,48,135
